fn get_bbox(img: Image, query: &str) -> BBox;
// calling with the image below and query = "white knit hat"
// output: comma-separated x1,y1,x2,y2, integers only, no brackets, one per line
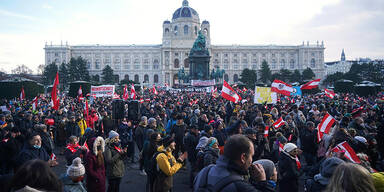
283,143,297,153
67,157,85,177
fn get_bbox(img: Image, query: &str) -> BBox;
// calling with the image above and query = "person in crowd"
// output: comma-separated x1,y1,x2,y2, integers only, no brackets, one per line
305,157,344,192
76,113,87,137
278,143,301,192
85,136,106,192
153,136,186,192
253,159,278,192
104,130,127,192
203,137,220,167
0,127,23,174
136,116,148,175
212,120,227,150
143,132,161,192
300,121,318,166
8,159,62,192
35,124,54,156
61,157,87,192
194,134,267,192
170,113,187,159
325,163,376,192
184,124,200,187
66,116,81,138
64,135,87,166
16,132,58,169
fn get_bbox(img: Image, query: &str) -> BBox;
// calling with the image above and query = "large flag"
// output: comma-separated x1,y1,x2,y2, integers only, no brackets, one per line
123,84,129,101
271,79,294,96
332,141,361,163
324,89,335,99
317,113,336,142
254,87,277,104
221,80,241,103
84,99,89,118
300,79,321,90
20,87,25,100
130,84,136,100
152,85,158,95
51,72,60,110
272,117,285,129
32,96,38,111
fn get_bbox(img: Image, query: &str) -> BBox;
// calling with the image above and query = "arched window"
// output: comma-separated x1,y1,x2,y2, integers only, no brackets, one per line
174,26,178,36
290,59,295,69
124,74,129,80
144,74,149,83
194,26,198,35
184,25,188,35
134,74,139,83
280,59,285,68
154,74,159,83
311,58,316,68
224,74,229,82
184,58,189,68
234,74,239,82
174,58,179,68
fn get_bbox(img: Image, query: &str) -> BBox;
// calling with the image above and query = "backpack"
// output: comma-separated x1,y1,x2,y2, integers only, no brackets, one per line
146,151,167,177
195,165,243,192
195,149,206,171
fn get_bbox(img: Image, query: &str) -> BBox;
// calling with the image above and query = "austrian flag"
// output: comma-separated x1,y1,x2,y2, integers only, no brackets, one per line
317,113,336,142
301,79,321,90
332,141,360,163
221,80,241,103
130,84,136,100
272,117,285,129
271,80,294,96
324,89,335,99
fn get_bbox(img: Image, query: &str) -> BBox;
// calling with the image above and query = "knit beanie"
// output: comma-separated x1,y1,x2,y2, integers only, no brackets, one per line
254,159,276,180
108,130,119,140
320,157,344,178
67,157,85,177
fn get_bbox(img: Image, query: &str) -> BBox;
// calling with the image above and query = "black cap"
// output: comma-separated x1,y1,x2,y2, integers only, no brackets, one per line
162,136,174,148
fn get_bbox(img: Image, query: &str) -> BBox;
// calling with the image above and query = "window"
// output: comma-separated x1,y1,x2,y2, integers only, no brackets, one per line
134,59,140,69
252,64,257,69
262,53,266,57
87,60,91,69
144,74,149,83
114,58,121,70
234,74,239,82
184,58,189,68
174,58,179,68
54,53,59,57
184,25,188,35
272,53,276,57
95,59,100,69
234,65,239,70
124,59,130,69
224,74,229,82
271,59,277,69
224,53,228,57
134,74,139,83
243,64,248,69
252,59,257,64
311,58,316,68
174,52,179,56
252,53,257,57
280,59,285,68
174,26,178,36
194,26,198,35
290,59,295,69
243,53,247,57
124,75,129,80
153,59,160,69
233,53,237,57
154,74,159,83
233,59,238,64
143,59,149,70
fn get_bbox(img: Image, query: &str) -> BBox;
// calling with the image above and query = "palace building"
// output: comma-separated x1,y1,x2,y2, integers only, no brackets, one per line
44,0,325,86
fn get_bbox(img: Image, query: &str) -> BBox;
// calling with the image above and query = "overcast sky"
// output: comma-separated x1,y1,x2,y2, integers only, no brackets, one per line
0,0,383,73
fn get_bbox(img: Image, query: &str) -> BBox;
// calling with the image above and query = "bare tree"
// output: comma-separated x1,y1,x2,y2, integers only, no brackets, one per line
11,64,33,75
37,64,45,75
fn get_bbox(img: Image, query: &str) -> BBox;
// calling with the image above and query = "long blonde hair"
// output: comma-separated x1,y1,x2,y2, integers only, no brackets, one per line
325,163,376,192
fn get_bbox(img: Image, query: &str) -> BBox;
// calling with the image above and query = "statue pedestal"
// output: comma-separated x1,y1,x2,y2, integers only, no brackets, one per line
189,54,211,80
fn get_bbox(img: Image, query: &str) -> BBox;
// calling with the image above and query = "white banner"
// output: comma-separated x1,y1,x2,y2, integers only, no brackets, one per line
91,85,115,97
191,79,216,87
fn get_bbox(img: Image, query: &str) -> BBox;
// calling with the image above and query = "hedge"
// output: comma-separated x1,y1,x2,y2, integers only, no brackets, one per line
0,81,44,99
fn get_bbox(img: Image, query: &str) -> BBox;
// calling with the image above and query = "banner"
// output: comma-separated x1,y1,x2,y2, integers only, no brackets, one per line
191,79,215,87
91,85,115,97
254,87,277,104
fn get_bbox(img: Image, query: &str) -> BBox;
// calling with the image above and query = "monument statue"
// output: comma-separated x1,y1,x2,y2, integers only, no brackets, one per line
189,30,211,81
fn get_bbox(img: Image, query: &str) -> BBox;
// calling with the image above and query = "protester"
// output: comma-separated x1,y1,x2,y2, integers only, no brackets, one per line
253,159,278,191
64,135,87,166
85,136,106,192
61,157,87,192
278,143,301,192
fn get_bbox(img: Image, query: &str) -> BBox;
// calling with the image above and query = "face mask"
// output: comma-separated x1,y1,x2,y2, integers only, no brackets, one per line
33,145,41,149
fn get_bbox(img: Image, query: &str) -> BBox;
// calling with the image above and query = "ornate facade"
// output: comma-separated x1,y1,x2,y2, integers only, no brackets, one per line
44,0,325,86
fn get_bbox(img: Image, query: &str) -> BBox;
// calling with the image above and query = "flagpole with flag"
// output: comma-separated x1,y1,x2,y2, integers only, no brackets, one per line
20,86,25,100
51,72,60,110
221,80,241,103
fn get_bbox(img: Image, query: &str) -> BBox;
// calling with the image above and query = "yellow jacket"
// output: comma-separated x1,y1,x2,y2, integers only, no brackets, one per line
156,145,182,176
77,119,87,136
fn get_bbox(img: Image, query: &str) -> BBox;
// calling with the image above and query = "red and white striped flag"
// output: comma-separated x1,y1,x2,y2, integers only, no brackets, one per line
153,85,158,95
271,79,294,96
318,113,335,134
78,85,84,101
123,84,129,101
32,96,39,111
300,79,321,90
264,126,269,138
272,117,285,129
20,87,25,100
324,89,335,99
332,141,361,163
295,156,301,170
278,142,284,154
221,80,241,103
113,93,120,99
139,98,144,104
50,153,57,161
130,84,136,100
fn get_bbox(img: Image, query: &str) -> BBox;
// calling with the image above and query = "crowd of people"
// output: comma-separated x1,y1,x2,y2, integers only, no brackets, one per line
0,88,384,192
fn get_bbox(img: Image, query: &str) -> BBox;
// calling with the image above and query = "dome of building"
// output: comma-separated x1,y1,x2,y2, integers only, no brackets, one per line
172,0,199,21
